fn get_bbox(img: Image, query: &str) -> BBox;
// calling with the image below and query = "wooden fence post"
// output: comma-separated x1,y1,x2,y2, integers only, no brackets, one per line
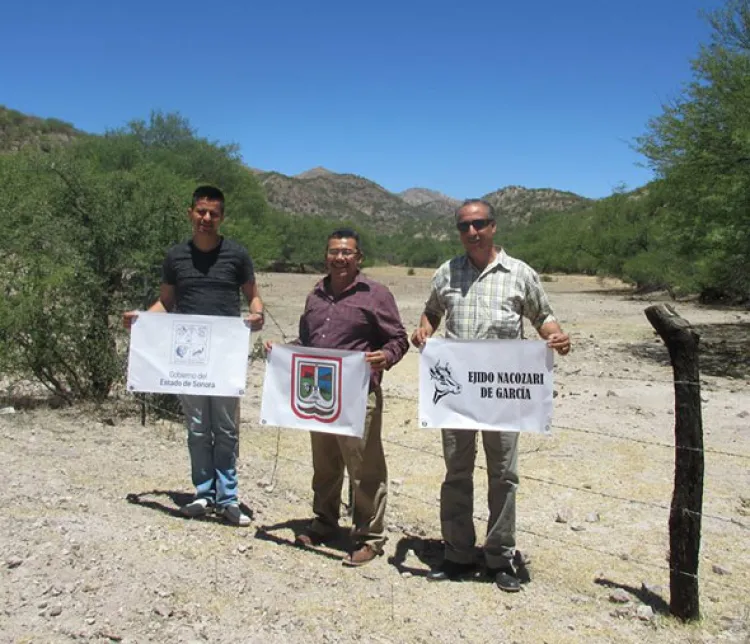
644,304,704,621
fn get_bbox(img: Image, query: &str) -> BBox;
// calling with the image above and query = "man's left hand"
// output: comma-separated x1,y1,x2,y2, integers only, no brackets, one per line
365,350,388,371
546,332,571,355
245,312,264,332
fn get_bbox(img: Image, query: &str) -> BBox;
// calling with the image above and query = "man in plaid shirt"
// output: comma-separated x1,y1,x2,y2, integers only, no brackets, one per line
411,199,571,592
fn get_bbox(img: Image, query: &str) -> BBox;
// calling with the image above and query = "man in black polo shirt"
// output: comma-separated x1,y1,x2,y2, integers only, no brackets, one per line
124,185,264,526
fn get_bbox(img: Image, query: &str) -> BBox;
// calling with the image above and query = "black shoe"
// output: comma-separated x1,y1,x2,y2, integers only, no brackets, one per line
427,560,478,582
489,566,521,593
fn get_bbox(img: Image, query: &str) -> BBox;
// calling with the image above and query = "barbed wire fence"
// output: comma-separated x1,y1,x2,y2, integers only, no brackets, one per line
241,443,736,590
131,393,750,528
121,303,750,615
124,385,750,606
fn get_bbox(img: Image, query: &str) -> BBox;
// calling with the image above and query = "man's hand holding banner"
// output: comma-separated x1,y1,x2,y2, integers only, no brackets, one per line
419,338,554,433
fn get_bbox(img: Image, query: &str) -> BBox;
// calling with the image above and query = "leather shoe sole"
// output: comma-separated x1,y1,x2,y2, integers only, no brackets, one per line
342,544,381,567
427,562,478,582
294,532,327,547
494,569,521,593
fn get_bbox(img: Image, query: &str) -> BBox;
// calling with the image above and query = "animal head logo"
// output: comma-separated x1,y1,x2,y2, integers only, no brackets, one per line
429,360,462,404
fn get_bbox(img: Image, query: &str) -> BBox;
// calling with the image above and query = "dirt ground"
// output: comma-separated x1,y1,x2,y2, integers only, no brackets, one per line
1,269,749,644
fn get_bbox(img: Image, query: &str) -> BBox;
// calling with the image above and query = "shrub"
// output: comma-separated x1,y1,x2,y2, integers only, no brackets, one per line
0,112,268,401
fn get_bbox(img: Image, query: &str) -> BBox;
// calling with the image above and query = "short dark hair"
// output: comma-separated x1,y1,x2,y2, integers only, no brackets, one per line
455,198,495,221
327,227,362,253
192,185,225,211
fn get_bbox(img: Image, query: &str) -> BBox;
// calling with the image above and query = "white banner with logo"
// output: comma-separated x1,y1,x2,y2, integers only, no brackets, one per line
260,344,369,438
126,312,250,397
419,338,554,433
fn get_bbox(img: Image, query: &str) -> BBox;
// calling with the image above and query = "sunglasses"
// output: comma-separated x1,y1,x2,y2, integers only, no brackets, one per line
456,218,494,233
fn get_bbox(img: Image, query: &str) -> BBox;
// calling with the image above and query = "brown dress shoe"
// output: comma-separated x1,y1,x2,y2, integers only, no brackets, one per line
294,533,317,547
342,544,381,567
294,530,330,547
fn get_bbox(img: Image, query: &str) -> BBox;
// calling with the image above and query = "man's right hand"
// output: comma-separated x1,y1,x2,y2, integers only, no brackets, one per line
123,310,139,330
411,327,432,348
264,340,273,355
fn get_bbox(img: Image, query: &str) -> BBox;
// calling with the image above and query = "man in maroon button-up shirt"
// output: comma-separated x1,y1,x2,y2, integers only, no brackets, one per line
295,228,408,566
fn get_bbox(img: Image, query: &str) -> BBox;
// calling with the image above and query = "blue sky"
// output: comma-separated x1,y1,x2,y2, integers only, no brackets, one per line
1,0,724,199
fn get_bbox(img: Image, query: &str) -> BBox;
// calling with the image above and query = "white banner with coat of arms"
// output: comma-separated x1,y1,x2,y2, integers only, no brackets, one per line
419,338,554,433
260,344,370,438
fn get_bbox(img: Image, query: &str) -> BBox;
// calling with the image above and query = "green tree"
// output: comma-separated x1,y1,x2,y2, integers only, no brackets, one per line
637,0,750,301
0,144,190,400
115,112,282,267
0,112,274,401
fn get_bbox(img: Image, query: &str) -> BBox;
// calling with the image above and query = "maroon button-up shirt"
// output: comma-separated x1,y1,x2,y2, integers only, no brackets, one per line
298,272,409,391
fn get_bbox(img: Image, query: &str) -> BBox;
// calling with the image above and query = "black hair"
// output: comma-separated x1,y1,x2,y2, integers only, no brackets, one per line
455,198,495,221
191,185,225,211
327,227,362,253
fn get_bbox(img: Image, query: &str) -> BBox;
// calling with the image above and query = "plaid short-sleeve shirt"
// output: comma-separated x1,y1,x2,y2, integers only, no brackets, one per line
424,249,557,340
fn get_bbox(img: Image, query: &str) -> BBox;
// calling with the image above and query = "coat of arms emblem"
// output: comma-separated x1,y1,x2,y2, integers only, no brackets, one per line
171,322,210,365
291,354,342,423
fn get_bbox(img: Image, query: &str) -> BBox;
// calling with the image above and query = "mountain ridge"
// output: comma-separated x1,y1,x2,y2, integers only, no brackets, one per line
255,167,591,231
1,105,592,233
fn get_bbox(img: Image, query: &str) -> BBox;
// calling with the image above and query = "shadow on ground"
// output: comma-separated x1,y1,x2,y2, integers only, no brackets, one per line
595,577,670,614
0,394,69,410
387,536,445,577
628,322,750,379
387,536,532,584
125,489,254,524
254,518,350,562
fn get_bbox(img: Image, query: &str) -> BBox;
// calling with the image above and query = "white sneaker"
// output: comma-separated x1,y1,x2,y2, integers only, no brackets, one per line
180,498,211,518
220,504,251,527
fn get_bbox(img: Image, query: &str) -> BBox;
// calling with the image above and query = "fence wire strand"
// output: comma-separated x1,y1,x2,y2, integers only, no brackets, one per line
555,424,750,460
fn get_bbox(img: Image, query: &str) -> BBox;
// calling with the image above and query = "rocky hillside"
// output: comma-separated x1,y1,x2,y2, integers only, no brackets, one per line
256,168,590,233
255,170,453,233
294,166,335,180
0,106,82,152
482,185,590,227
399,187,461,217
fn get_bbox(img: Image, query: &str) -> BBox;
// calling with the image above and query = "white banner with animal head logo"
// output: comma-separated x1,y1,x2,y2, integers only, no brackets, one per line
260,344,369,438
126,312,251,397
419,338,554,433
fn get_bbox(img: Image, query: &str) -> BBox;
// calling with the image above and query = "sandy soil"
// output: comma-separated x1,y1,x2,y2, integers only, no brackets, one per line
1,269,749,644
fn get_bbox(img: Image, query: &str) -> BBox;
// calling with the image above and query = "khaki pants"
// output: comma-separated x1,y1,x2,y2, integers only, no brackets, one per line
440,429,519,569
309,388,387,550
